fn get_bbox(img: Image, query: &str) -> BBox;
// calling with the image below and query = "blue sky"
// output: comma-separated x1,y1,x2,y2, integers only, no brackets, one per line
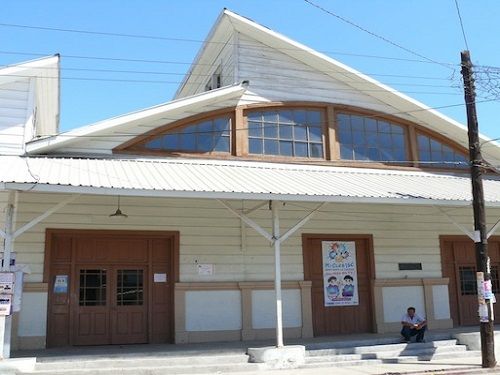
2,1,500,140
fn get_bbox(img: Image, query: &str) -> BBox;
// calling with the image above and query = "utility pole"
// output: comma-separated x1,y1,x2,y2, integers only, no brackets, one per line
461,50,496,368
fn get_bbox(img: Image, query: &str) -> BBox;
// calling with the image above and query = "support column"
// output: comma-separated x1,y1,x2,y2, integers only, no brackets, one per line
271,201,284,348
0,204,14,359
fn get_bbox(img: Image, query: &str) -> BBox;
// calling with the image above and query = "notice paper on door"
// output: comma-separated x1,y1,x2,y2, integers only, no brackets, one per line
154,273,167,283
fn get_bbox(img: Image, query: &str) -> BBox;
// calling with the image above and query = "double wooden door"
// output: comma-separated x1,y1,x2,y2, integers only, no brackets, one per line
74,265,148,345
46,230,178,347
303,235,374,336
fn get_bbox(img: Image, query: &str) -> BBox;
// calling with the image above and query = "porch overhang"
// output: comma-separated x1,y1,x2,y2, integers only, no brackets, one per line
2,155,500,207
0,181,482,207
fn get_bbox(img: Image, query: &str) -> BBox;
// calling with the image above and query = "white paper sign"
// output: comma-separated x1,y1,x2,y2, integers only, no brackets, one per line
0,294,12,316
154,273,167,282
198,264,214,276
0,272,15,295
322,241,359,307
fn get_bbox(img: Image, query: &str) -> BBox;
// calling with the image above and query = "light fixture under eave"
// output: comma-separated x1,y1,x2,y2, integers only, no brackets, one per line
109,196,128,218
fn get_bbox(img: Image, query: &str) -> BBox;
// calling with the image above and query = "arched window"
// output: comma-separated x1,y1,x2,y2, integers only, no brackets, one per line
247,109,324,158
337,113,407,163
144,116,231,153
417,133,468,168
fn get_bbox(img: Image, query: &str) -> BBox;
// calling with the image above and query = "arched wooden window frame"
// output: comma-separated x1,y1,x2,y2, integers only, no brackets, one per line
114,102,469,171
113,109,237,157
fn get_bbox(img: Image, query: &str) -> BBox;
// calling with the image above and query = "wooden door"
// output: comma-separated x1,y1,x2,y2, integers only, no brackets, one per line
73,266,148,345
111,266,148,344
73,266,110,345
45,229,179,347
303,235,374,336
441,237,500,326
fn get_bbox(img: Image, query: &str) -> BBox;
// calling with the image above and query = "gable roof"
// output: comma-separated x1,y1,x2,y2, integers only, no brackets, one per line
0,55,60,152
20,10,500,163
26,83,247,155
176,9,500,163
0,55,60,137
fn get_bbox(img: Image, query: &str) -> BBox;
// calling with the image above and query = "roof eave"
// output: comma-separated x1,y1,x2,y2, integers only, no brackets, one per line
1,182,481,207
25,83,247,154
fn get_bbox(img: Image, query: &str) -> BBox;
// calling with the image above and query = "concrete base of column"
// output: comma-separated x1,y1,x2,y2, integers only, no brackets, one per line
247,345,305,369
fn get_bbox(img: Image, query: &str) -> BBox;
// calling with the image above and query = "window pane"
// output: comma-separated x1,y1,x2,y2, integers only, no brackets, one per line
146,138,162,149
180,133,196,151
249,138,263,154
354,147,369,160
294,110,307,126
365,119,377,132
214,118,230,135
163,134,177,149
117,270,143,306
79,269,106,306
280,141,293,156
337,113,408,163
263,111,278,123
214,136,229,152
310,143,323,158
340,145,354,160
198,121,212,133
351,116,364,132
307,111,321,126
418,135,430,150
279,110,294,124
352,131,365,145
264,139,279,155
264,124,278,139
430,139,441,152
294,125,307,141
247,108,324,158
309,126,322,142
295,142,308,157
247,112,262,122
197,135,213,152
248,122,262,138
279,124,293,139
338,130,352,144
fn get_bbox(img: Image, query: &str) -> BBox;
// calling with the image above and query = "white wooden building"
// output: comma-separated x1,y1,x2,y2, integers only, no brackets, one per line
2,10,500,351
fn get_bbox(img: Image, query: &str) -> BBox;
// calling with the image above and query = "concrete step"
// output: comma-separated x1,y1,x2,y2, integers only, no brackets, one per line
32,353,249,370
20,362,262,375
306,339,458,356
306,345,469,363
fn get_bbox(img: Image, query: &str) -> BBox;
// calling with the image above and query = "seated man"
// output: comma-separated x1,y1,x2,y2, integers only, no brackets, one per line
401,306,427,343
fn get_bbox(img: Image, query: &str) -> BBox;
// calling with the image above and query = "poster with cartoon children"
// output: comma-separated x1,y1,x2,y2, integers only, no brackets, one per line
322,241,359,306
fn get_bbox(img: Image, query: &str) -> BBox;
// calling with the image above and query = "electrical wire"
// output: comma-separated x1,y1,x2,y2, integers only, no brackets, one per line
303,0,454,71
454,0,470,51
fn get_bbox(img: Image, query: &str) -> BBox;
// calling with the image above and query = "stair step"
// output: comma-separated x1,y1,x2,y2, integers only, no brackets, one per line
33,354,249,371
20,362,262,375
307,339,458,356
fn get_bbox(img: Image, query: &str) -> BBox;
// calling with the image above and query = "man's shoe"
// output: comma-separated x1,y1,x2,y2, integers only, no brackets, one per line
401,338,410,343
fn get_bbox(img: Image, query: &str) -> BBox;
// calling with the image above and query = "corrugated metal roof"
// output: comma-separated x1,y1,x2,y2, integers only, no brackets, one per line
1,156,500,206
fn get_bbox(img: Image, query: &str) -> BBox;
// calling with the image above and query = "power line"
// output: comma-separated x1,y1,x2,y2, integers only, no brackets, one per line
0,22,459,67
454,0,470,51
0,60,456,82
29,97,498,140
303,0,454,71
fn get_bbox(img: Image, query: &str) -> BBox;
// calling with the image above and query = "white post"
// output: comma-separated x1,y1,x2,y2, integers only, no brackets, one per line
271,201,284,348
0,204,14,359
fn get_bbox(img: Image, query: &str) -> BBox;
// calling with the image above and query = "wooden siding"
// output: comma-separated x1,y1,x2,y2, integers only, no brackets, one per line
0,79,30,155
8,193,496,285
234,35,398,114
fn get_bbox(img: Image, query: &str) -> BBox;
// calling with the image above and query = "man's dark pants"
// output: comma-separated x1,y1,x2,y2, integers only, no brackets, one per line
401,325,426,342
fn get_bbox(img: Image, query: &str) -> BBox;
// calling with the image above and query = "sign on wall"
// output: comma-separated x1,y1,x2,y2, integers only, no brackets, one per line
322,241,359,307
